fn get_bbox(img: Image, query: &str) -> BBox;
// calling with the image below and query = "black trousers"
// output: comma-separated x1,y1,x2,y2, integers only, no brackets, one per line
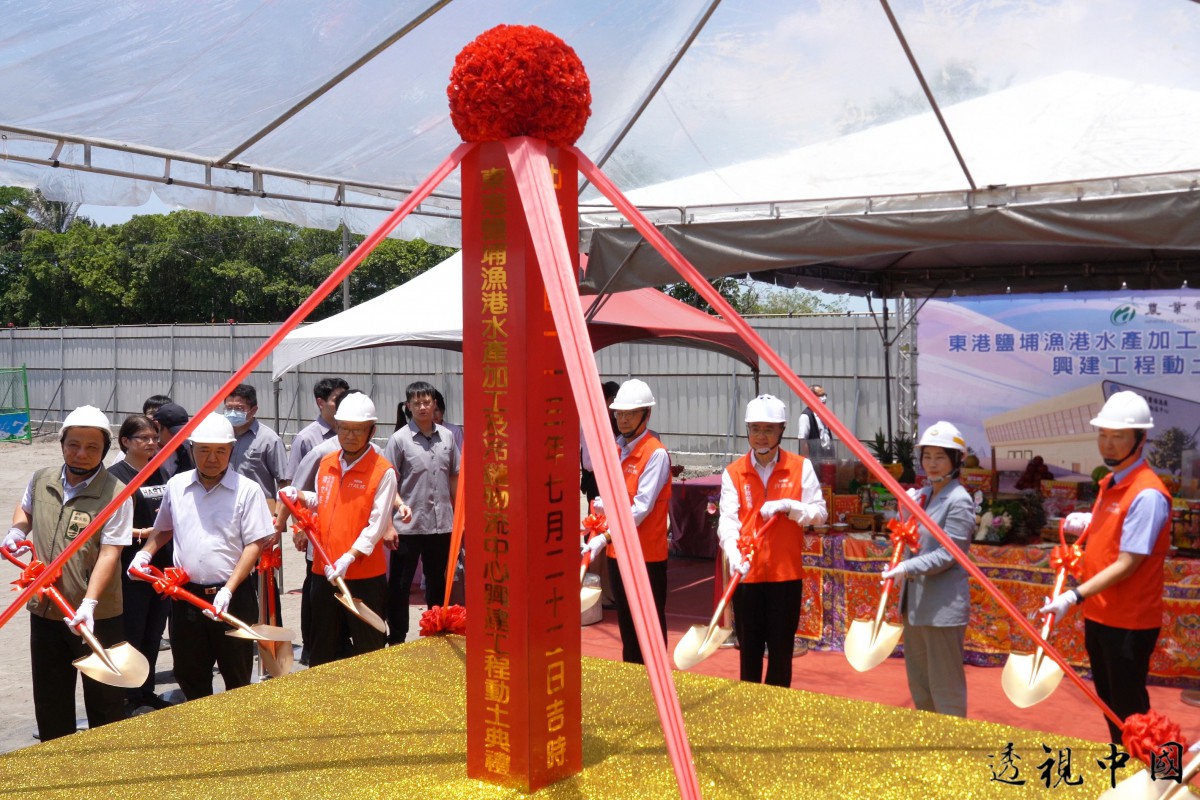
387,533,451,644
1084,618,1160,743
171,581,257,700
30,613,127,741
300,556,314,654
732,579,803,687
120,543,172,699
608,559,668,665
309,571,387,666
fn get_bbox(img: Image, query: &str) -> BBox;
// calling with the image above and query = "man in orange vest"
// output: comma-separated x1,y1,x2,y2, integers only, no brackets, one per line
1039,391,1171,743
718,395,827,687
583,378,671,664
280,392,396,666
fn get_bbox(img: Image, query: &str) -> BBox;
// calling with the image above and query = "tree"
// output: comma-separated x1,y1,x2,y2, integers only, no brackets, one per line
1148,427,1196,475
662,276,758,315
747,284,849,315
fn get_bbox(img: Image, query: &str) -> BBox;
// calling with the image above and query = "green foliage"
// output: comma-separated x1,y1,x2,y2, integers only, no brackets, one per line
0,189,454,326
747,284,850,315
661,276,758,316
893,432,916,483
867,429,894,464
1148,427,1196,475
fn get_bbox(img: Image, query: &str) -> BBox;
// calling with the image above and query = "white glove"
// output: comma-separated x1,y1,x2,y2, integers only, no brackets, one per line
278,485,302,506
721,538,749,578
582,534,608,560
1038,590,1079,620
590,497,604,515
2,528,30,557
881,563,907,582
66,598,97,634
324,552,355,582
760,499,793,519
1062,512,1092,536
127,550,152,579
204,587,232,621
905,488,922,501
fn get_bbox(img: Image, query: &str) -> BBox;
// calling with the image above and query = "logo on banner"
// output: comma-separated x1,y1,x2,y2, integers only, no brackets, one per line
1110,305,1137,325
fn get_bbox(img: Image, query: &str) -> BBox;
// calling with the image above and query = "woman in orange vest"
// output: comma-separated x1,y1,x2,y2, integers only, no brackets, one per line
717,394,827,687
1039,391,1171,743
279,392,396,666
582,378,672,665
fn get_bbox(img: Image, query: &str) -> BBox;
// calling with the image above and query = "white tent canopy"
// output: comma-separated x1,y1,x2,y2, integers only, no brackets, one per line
3,1,1199,294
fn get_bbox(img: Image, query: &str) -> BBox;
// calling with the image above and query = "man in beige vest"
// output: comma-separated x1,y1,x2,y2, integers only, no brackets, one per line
3,405,133,741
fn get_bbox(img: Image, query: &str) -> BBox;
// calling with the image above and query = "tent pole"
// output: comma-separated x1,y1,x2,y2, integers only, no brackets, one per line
882,299,893,449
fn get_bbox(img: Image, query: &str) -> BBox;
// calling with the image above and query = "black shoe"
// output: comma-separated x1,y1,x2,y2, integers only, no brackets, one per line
298,652,310,667
140,692,174,710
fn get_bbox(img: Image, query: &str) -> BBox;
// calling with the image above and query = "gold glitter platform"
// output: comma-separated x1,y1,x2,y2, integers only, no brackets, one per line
0,637,1138,798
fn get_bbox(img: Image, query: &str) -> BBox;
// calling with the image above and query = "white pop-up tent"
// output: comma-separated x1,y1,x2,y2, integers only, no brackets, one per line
270,252,760,379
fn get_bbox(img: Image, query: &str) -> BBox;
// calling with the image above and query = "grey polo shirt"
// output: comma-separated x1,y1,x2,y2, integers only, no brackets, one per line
286,417,335,481
231,419,289,499
384,421,459,536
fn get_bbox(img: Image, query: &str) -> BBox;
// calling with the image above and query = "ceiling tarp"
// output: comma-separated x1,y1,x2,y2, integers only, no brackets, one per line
2,1,1198,268
270,252,759,379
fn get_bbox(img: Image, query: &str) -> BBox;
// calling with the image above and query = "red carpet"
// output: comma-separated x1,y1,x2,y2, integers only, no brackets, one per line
581,557,1196,745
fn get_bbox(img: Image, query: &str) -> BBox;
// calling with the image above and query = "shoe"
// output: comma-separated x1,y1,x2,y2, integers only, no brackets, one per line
158,637,170,652
298,651,310,667
793,637,809,657
140,692,173,710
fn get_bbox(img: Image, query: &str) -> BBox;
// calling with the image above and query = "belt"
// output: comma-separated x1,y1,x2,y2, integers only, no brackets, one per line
185,582,226,596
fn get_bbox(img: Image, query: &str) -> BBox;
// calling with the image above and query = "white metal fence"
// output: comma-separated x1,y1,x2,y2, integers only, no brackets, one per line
4,314,909,463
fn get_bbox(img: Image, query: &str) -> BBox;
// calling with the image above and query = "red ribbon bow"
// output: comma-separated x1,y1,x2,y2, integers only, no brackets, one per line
1048,543,1084,579
1122,710,1190,767
887,518,920,552
581,512,608,543
9,557,46,591
257,546,283,573
147,567,191,600
419,604,468,637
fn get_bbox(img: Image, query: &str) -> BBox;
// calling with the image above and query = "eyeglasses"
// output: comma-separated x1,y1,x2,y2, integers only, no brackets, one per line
130,435,158,444
408,399,434,409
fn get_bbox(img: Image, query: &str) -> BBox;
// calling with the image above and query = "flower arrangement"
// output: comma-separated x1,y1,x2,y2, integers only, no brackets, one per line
986,512,1013,544
447,25,591,146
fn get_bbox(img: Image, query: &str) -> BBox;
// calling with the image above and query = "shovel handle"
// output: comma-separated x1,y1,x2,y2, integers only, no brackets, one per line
0,539,35,569
707,515,781,634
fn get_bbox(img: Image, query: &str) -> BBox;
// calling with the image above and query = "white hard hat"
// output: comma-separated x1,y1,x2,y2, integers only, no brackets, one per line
61,405,111,436
917,421,966,453
745,394,787,424
1090,391,1154,430
189,413,236,444
609,379,655,410
335,392,378,423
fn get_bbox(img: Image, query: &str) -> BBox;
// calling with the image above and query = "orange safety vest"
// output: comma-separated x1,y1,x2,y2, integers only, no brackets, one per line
608,432,672,563
315,448,395,580
725,451,808,583
1082,461,1170,630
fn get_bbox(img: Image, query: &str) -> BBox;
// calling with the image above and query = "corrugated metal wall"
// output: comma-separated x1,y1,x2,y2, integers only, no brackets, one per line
4,314,902,462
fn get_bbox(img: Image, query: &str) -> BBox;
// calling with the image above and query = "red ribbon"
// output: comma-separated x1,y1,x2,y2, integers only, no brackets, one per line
9,557,46,591
581,512,609,544
887,517,920,552
257,546,283,573
419,604,468,637
1048,543,1084,579
146,567,191,600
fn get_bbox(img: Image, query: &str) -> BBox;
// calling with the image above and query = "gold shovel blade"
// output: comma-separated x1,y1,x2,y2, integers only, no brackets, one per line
256,639,295,678
844,618,904,672
73,643,150,689
673,624,714,670
1001,650,1065,708
224,623,295,643
580,586,602,613
334,581,387,634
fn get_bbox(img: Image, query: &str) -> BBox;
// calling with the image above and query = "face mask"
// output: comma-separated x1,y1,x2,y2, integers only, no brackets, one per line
224,409,248,427
67,464,101,477
819,396,828,405
754,446,776,456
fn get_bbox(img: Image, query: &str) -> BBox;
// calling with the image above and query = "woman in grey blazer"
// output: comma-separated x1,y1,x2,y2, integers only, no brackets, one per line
881,421,976,717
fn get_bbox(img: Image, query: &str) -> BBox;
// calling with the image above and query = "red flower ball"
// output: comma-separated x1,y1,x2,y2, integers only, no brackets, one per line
419,604,468,637
1122,710,1189,766
447,25,591,147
